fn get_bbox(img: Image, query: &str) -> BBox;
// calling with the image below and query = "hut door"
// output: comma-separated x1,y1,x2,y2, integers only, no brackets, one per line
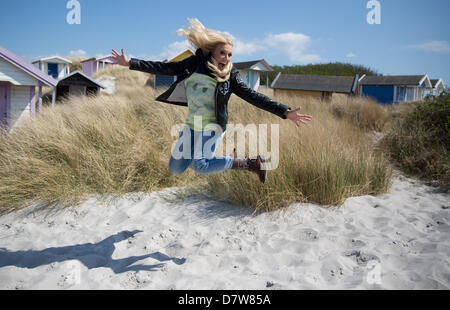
0,83,8,128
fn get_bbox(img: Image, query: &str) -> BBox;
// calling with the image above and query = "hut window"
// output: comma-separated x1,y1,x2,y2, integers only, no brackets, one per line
48,63,58,79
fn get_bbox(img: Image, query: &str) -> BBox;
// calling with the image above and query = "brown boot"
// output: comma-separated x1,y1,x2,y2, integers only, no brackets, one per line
231,152,267,184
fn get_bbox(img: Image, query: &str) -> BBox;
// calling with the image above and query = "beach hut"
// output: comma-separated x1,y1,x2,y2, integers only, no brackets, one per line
359,75,432,104
32,56,72,79
55,70,105,102
0,46,58,131
81,55,117,77
154,49,195,89
430,78,445,96
233,59,273,91
271,73,359,102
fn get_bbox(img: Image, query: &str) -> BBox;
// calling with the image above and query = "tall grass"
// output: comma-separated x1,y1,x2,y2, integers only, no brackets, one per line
0,66,393,214
206,93,392,212
0,67,199,213
329,95,391,132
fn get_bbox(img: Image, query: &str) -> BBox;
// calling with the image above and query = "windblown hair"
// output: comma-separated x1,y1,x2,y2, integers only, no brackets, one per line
178,18,233,82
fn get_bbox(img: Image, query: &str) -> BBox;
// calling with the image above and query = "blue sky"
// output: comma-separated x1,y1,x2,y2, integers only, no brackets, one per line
1,0,449,85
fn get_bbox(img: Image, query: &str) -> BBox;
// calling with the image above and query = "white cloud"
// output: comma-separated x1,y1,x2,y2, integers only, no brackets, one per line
69,49,87,57
227,31,322,63
409,41,450,53
145,31,321,64
163,40,193,60
216,31,267,56
263,32,322,63
346,53,357,58
232,38,267,56
145,40,192,61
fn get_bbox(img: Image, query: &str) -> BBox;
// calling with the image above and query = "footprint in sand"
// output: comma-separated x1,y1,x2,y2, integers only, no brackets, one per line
321,261,346,282
344,250,380,266
349,239,367,248
295,228,319,242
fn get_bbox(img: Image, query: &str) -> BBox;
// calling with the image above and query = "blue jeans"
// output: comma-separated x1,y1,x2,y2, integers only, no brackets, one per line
169,125,234,175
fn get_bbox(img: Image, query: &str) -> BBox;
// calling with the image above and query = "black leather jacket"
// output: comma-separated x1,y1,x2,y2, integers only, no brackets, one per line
129,48,291,131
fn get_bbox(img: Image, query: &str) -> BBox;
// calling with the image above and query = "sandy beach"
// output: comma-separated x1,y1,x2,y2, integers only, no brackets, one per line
0,172,448,290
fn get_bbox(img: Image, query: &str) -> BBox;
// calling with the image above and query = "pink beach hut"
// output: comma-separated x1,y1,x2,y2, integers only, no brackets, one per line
81,55,117,76
0,46,58,131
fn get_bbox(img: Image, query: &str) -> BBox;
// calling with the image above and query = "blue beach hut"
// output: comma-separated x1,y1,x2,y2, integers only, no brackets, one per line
359,75,432,104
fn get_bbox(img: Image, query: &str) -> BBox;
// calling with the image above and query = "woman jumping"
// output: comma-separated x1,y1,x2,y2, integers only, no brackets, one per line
112,18,312,184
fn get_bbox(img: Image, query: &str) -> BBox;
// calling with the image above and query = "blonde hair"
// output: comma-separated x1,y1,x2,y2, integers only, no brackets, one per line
178,18,233,82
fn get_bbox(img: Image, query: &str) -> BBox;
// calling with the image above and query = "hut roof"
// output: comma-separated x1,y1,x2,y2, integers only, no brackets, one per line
168,49,195,62
360,75,431,87
32,56,72,64
233,59,273,72
271,73,357,94
57,70,105,88
0,45,58,87
81,55,115,63
430,78,445,89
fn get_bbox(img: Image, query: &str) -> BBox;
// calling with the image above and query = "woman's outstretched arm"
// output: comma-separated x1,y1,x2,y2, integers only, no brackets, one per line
111,48,196,76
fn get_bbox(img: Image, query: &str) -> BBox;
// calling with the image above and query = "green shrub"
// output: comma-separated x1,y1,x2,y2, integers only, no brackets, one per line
407,91,450,148
381,91,450,188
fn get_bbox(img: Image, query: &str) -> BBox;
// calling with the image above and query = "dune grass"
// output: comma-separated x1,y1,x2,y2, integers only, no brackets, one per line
205,93,392,211
0,66,393,214
0,68,198,214
329,95,391,132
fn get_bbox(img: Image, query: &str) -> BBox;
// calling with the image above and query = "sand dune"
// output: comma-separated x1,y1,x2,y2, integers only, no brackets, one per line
0,173,448,290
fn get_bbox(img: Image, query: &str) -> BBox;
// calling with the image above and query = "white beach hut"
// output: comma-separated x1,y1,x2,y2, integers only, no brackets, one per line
32,56,72,79
234,60,274,91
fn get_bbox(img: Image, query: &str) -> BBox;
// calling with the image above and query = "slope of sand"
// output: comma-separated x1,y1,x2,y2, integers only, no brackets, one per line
0,174,448,290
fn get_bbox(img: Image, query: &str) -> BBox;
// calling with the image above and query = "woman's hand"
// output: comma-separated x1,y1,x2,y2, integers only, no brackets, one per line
284,107,312,127
111,48,130,67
